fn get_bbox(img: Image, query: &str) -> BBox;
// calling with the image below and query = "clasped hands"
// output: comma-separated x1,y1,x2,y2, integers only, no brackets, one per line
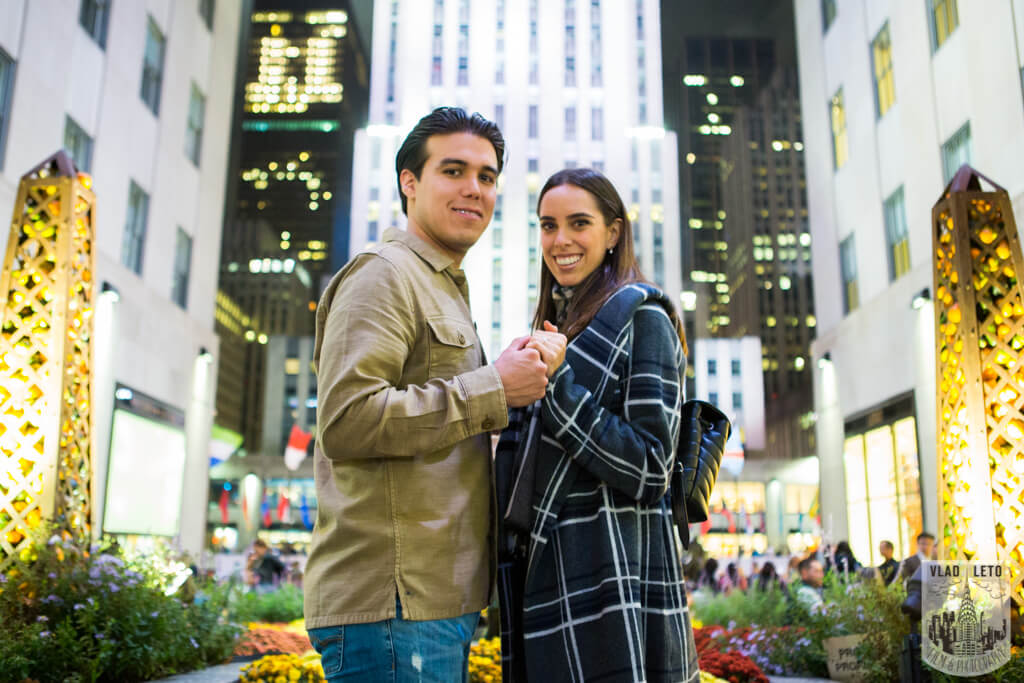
493,322,568,407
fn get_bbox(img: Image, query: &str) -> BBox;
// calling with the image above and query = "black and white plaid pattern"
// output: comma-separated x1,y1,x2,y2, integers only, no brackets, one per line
496,284,700,683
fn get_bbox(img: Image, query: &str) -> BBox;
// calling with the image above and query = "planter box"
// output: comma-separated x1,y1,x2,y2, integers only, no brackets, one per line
824,634,868,682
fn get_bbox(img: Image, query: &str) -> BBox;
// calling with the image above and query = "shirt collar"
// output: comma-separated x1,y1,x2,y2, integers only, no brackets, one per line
384,227,456,273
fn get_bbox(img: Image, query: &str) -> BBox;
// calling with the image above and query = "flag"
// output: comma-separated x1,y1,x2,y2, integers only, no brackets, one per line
284,424,313,471
299,493,313,530
219,488,229,524
808,489,821,526
722,502,736,534
261,491,272,527
241,488,250,528
277,490,291,523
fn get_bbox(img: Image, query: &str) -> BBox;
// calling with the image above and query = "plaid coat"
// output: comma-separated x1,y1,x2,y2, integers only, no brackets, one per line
496,283,700,683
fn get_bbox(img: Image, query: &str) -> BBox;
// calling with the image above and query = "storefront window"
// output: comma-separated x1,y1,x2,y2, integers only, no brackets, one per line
700,532,769,557
785,483,818,514
843,416,922,565
709,481,766,514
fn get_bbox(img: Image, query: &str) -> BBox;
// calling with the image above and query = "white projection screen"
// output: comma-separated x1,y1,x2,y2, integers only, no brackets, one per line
103,408,187,536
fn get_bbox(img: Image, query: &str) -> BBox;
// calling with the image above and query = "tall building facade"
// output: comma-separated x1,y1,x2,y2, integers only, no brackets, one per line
0,0,242,555
662,11,817,461
795,0,1024,565
349,0,682,358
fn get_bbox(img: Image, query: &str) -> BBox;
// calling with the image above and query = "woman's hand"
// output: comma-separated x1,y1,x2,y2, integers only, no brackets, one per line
526,321,567,377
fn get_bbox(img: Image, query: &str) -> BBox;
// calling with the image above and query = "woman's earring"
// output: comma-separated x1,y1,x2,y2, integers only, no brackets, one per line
607,247,614,255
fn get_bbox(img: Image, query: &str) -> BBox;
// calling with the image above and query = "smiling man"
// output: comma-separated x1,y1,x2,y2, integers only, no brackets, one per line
304,108,549,682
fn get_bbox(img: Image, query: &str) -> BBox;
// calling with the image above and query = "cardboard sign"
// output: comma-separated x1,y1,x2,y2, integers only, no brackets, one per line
824,634,868,682
922,561,1011,677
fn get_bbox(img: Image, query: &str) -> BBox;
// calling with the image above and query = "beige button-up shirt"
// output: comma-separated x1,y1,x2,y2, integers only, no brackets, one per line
304,227,508,628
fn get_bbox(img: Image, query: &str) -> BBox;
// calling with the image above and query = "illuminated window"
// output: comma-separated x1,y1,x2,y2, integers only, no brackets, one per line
941,122,971,184
829,88,848,170
928,0,959,52
840,234,858,313
80,0,111,47
122,181,150,275
140,17,166,115
871,23,895,117
884,186,910,281
172,228,192,308
843,416,923,565
64,115,93,173
709,482,767,515
785,484,818,515
821,0,836,32
185,83,205,165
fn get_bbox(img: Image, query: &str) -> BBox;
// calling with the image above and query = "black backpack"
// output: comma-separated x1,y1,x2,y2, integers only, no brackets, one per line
670,400,730,549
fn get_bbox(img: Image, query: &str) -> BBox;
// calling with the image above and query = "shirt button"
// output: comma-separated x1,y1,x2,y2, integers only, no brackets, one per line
482,417,495,430
458,332,466,344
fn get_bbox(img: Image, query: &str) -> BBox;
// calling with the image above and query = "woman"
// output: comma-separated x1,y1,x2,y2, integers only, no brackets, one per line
495,168,699,682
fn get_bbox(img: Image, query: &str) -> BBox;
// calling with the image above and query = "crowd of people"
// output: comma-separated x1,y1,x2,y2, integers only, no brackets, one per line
691,532,938,613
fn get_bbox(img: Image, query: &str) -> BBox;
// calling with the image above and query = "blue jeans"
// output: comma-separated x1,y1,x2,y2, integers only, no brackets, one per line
307,597,480,683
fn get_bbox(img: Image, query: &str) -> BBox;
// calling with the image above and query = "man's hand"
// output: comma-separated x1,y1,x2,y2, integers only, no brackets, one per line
494,336,549,407
526,321,567,377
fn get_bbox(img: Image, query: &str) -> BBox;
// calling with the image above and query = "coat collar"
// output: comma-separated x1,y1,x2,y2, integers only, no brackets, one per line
383,227,457,273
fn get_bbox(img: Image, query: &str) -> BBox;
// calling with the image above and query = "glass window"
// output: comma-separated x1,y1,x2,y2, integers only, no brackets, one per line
494,103,504,130
708,359,717,376
564,106,576,140
732,392,742,410
708,482,767,515
829,88,848,170
821,0,836,32
63,116,94,173
529,105,538,139
884,186,910,281
172,227,192,308
731,359,741,376
140,17,166,115
185,83,205,166
199,0,214,30
929,0,959,51
709,392,718,405
941,122,971,184
785,484,819,515
80,0,111,48
122,181,150,275
843,416,922,565
0,49,12,171
871,22,896,118
840,234,858,313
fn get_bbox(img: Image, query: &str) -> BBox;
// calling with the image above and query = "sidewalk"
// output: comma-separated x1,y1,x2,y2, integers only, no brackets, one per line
154,662,244,682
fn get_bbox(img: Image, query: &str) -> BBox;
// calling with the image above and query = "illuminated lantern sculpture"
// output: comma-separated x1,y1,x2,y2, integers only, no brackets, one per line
933,164,1024,623
0,151,95,571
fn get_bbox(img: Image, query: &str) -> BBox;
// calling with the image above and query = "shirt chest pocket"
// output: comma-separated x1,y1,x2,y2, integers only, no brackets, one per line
426,316,478,379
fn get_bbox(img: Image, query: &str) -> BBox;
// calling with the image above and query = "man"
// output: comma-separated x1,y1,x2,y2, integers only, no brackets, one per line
304,108,554,682
878,540,900,585
898,532,936,586
246,539,285,592
794,557,825,612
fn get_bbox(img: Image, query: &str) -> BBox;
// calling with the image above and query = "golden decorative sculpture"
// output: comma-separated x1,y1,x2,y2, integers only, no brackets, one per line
0,152,95,571
933,164,1024,618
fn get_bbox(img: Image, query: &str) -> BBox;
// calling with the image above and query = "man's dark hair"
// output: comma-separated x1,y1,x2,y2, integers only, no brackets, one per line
253,539,268,549
880,540,894,551
797,557,818,574
917,532,935,542
394,106,506,215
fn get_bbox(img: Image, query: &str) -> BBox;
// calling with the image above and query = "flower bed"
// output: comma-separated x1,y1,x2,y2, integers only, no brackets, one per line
239,652,324,683
469,636,502,682
233,625,313,658
694,626,770,683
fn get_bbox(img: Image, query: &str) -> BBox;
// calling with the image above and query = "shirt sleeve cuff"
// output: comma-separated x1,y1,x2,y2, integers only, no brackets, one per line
457,364,509,432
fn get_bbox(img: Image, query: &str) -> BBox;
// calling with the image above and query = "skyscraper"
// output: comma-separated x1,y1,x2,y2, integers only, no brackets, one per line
348,0,682,358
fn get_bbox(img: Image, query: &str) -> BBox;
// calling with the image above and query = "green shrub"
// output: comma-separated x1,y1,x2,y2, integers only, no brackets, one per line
0,532,242,682
692,586,790,629
228,582,305,624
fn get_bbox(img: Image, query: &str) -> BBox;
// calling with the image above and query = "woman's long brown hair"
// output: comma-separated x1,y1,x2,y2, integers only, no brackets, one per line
531,168,687,354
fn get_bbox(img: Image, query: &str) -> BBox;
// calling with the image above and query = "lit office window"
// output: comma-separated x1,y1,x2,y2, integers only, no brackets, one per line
171,227,193,308
883,186,910,281
829,88,848,170
929,0,959,52
63,116,94,173
821,0,836,32
122,181,150,275
140,17,166,115
79,0,111,48
185,83,206,165
840,234,858,313
871,22,895,117
941,122,971,184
